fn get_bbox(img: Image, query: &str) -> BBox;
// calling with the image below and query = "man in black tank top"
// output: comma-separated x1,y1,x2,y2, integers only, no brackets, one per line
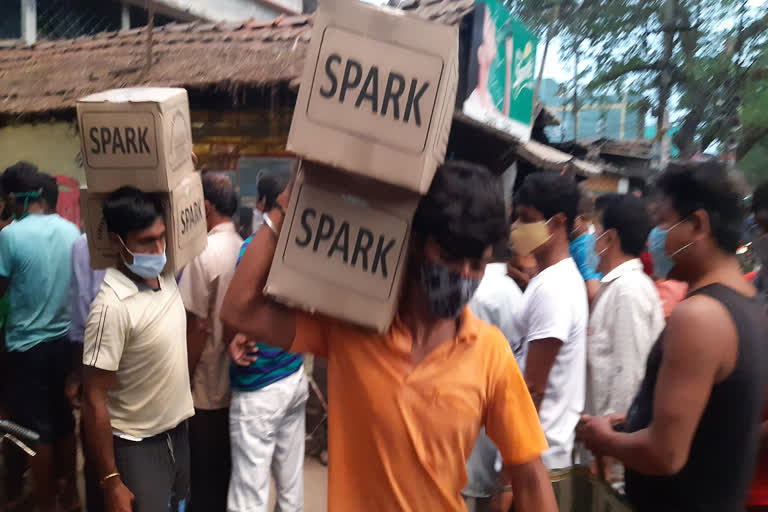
577,160,768,512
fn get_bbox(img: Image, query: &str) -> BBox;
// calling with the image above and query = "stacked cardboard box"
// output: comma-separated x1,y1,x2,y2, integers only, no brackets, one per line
77,88,207,273
264,0,459,332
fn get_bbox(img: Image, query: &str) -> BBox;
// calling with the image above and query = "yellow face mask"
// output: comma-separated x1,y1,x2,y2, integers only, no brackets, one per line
509,219,551,256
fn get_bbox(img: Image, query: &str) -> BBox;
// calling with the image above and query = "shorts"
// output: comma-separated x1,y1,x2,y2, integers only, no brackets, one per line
4,338,76,443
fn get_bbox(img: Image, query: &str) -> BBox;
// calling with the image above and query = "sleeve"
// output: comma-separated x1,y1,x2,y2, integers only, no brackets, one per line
485,337,549,466
604,290,657,414
524,281,572,344
82,292,130,371
68,241,90,343
177,254,211,319
290,312,330,357
0,230,14,278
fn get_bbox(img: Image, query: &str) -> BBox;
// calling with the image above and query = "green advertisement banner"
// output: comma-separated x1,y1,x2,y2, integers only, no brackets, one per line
462,0,538,141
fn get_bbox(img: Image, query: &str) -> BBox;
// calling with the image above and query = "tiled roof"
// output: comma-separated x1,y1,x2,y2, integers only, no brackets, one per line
0,0,475,116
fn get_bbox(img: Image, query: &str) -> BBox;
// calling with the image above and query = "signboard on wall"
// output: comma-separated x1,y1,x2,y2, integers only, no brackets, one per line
459,0,538,141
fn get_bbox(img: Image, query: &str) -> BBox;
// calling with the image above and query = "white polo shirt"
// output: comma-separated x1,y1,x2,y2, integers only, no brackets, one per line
83,268,194,439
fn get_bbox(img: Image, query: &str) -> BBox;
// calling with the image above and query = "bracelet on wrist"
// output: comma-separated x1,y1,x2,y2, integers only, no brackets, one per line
99,472,120,488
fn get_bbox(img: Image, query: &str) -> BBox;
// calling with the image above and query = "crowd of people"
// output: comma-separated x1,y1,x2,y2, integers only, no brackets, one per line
0,156,766,512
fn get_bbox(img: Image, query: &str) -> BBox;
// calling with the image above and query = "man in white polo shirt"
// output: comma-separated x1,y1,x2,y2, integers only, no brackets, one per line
82,187,194,512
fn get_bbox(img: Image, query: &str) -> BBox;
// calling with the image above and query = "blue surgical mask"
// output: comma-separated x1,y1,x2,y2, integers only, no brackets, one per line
648,221,691,279
648,227,674,279
119,238,167,279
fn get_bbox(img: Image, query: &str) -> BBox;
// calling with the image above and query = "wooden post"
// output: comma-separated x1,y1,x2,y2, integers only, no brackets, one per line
143,0,155,77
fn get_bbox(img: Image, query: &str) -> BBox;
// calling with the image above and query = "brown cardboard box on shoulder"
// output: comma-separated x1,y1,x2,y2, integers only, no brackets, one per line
287,0,458,194
265,161,420,333
82,172,207,274
77,88,194,193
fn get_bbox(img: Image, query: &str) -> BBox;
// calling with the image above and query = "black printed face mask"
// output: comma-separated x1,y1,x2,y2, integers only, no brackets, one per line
419,261,482,319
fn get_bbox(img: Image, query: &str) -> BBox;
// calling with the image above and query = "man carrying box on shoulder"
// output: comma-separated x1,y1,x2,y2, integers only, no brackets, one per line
82,187,194,512
222,161,557,512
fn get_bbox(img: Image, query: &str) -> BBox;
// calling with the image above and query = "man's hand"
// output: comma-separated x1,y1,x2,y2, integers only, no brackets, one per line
491,490,514,512
229,334,258,367
65,374,82,409
104,479,134,512
576,414,623,456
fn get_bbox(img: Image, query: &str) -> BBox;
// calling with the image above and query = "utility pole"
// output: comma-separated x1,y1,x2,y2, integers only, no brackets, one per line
532,0,561,115
21,0,36,45
657,0,676,168
572,37,580,140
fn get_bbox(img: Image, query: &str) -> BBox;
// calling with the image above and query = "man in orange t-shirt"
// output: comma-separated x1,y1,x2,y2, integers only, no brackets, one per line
222,162,556,512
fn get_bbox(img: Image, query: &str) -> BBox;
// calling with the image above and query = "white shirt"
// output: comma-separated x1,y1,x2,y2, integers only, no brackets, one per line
178,222,244,410
470,263,525,367
586,259,664,417
518,257,587,469
83,268,194,438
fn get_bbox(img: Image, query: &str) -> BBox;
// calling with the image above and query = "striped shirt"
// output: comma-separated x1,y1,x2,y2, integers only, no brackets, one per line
230,235,303,392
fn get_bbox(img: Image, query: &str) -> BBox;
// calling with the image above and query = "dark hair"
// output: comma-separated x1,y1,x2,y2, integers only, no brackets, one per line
577,185,595,217
202,171,238,217
257,174,287,212
515,172,580,232
236,206,253,239
657,160,745,253
103,187,164,240
1,161,41,196
595,193,620,212
39,173,58,211
601,194,652,257
752,181,768,214
413,160,507,259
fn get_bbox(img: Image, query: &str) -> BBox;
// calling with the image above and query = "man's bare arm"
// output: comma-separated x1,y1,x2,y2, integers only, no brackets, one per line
82,365,135,511
220,216,296,350
524,338,562,411
503,458,558,512
82,366,120,480
581,296,730,475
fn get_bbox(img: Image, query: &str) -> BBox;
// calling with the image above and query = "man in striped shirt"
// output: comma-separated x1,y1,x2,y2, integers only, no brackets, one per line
226,186,308,512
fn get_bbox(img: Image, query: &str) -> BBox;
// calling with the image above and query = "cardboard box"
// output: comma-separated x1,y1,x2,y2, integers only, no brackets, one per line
265,162,419,332
287,0,459,194
82,173,208,274
77,88,194,193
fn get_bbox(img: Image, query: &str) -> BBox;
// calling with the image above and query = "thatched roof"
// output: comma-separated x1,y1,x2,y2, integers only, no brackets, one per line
0,0,475,116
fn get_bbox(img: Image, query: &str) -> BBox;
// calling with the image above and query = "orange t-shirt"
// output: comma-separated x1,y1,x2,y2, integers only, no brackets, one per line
291,308,548,512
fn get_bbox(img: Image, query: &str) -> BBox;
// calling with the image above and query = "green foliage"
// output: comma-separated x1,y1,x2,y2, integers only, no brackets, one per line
510,0,768,158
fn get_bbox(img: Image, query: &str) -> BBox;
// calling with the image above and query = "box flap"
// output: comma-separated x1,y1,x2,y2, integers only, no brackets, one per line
78,87,186,104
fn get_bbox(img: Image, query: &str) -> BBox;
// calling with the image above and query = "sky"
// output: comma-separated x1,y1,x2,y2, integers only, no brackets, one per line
538,0,768,84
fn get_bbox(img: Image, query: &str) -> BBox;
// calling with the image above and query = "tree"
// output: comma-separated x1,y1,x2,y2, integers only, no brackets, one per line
511,0,768,160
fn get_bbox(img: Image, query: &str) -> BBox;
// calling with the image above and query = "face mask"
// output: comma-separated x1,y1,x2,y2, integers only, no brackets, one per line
648,220,690,279
570,232,601,272
419,261,481,319
510,219,551,256
119,238,167,279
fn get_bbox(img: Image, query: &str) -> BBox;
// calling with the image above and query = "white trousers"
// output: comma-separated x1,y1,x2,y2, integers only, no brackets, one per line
228,367,309,512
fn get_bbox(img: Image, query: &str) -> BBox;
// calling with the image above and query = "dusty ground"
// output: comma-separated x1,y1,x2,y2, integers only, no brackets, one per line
0,442,329,512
